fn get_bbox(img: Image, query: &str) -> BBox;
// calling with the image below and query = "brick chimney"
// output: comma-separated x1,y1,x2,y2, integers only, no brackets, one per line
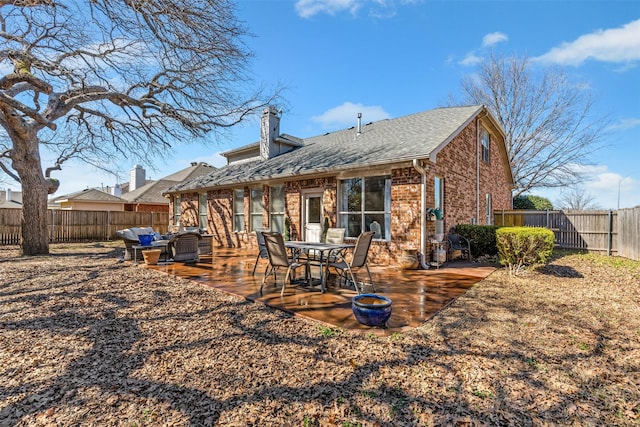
260,106,280,160
129,164,146,191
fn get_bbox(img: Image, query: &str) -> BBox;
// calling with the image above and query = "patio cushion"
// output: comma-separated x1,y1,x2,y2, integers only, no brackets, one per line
120,228,137,241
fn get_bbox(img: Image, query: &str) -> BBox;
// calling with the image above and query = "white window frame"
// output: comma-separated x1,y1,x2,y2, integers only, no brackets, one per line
233,189,245,232
250,187,263,232
338,175,391,240
434,176,444,215
269,185,285,233
199,193,208,231
173,195,181,226
481,127,491,163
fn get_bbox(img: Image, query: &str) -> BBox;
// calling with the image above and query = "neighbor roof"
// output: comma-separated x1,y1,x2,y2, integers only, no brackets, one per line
51,188,126,204
166,105,506,193
123,162,216,203
0,190,22,208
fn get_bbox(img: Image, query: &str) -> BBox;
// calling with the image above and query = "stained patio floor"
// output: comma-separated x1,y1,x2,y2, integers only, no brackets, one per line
143,247,496,334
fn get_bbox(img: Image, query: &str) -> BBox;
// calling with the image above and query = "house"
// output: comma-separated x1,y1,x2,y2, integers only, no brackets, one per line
164,105,514,265
50,162,215,212
0,188,22,209
51,188,126,211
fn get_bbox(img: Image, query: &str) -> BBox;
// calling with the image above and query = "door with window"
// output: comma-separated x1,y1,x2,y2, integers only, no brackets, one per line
302,191,323,242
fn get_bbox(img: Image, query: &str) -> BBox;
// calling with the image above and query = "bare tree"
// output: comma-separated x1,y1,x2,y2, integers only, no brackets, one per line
0,0,280,255
458,52,606,198
557,187,600,210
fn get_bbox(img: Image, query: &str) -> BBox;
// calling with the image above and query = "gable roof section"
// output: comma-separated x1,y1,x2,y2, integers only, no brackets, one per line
121,179,175,203
51,188,126,204
0,190,22,208
167,105,510,193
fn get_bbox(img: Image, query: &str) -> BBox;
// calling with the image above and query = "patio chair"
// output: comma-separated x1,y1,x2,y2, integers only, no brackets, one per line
252,228,270,276
116,226,157,261
169,231,202,263
447,232,471,260
328,231,375,294
261,231,309,297
324,227,347,263
324,228,346,244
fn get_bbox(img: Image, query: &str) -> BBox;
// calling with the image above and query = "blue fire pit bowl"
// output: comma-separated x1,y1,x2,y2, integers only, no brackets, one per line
138,234,154,246
352,294,392,327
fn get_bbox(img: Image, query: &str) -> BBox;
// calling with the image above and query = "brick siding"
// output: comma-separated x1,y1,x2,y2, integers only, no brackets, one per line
171,119,512,265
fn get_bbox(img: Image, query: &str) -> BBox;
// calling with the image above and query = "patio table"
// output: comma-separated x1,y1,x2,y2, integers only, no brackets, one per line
132,240,171,264
285,241,354,292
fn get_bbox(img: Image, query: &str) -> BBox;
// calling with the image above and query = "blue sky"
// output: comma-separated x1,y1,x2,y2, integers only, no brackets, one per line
32,0,640,209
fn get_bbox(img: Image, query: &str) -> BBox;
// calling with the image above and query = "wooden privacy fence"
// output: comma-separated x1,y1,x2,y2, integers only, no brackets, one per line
494,207,640,261
0,209,169,245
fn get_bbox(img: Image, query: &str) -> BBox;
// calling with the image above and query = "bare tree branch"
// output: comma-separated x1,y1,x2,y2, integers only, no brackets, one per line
457,52,607,197
0,0,283,255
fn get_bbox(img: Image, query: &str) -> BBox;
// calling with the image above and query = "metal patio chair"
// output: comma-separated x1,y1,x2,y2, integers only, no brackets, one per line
252,228,270,275
260,231,309,297
447,232,471,260
328,231,375,294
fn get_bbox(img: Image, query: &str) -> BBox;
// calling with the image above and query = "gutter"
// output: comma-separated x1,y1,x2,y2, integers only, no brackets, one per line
412,159,431,269
476,108,488,224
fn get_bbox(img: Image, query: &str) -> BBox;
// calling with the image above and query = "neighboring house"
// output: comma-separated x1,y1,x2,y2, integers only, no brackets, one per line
0,189,22,208
165,105,514,265
50,162,215,212
120,162,216,212
51,188,126,211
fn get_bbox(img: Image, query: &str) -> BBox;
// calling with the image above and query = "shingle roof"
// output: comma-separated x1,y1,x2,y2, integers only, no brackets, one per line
51,188,126,203
123,163,216,203
121,179,175,203
167,105,486,193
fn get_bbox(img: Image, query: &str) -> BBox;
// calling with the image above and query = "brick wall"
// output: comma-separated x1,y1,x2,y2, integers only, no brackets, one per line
172,118,513,264
179,192,199,227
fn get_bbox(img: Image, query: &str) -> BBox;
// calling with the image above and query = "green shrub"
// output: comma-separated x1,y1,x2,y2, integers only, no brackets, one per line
454,224,500,258
496,226,555,275
513,195,553,210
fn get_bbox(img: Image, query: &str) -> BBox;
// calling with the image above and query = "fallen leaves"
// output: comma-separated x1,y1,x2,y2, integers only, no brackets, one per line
0,243,639,426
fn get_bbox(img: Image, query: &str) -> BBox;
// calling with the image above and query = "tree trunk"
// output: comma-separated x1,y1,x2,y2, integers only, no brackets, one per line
11,134,50,256
20,173,50,255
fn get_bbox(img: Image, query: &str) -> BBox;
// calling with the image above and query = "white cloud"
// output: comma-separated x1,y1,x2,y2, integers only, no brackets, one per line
294,0,422,18
295,0,361,18
609,117,640,132
459,32,507,67
460,53,482,67
482,32,508,47
311,102,391,128
540,164,640,209
536,19,640,66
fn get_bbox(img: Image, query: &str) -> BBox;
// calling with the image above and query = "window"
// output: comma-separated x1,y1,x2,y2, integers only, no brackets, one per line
434,176,443,215
250,187,263,231
338,176,391,240
485,193,493,225
233,189,245,232
173,195,181,225
198,193,208,231
481,127,491,163
270,185,285,233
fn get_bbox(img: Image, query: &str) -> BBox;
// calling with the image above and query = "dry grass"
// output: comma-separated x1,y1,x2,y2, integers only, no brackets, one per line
1,243,639,426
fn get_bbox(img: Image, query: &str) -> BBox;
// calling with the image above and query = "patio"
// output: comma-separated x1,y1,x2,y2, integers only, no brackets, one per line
143,246,496,333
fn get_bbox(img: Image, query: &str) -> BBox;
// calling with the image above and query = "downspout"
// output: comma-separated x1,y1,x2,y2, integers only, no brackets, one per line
412,159,430,269
476,117,481,223
475,108,488,224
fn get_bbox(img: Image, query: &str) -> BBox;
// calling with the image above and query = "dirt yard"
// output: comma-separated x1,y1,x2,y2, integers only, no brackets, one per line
1,242,639,426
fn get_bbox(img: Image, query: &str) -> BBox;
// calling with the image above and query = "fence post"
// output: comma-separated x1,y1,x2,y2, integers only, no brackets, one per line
607,210,613,257
546,210,550,229
501,209,505,226
50,209,55,242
